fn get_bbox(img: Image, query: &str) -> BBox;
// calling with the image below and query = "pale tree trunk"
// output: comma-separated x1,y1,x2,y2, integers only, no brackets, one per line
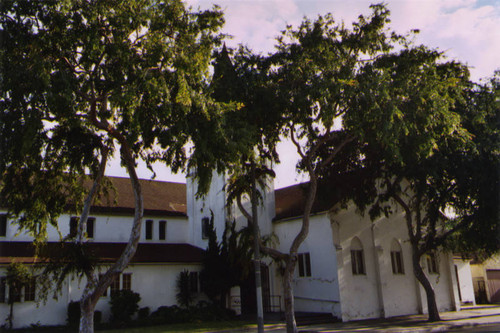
250,163,264,333
76,100,145,332
78,144,143,333
393,191,441,322
283,257,297,333
74,148,108,333
412,248,441,321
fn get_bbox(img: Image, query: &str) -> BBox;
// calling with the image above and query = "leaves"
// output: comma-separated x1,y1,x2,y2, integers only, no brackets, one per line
0,0,224,238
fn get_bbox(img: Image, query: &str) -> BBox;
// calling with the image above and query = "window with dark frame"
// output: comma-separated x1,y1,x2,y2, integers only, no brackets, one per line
69,217,78,238
24,278,36,302
86,217,95,239
145,220,153,240
110,275,120,296
297,253,311,277
159,220,166,240
391,251,405,274
0,277,6,303
201,217,210,239
351,249,365,275
122,273,132,290
189,271,198,293
427,254,439,274
0,214,7,237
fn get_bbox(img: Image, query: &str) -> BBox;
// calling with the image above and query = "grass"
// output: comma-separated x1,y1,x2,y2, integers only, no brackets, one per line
98,319,261,333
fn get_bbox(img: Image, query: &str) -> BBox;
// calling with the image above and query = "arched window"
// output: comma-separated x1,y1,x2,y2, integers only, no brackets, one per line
350,237,365,275
390,239,404,274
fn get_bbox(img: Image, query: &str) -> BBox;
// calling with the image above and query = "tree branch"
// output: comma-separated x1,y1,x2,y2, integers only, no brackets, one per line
75,146,109,244
318,134,356,169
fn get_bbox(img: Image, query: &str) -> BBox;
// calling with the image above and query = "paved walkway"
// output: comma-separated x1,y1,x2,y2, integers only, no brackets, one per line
219,305,500,332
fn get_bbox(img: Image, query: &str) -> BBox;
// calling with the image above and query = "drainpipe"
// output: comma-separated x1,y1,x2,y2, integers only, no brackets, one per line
371,222,385,318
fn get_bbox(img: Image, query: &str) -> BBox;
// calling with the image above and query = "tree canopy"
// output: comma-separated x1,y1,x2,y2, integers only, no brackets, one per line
0,0,224,331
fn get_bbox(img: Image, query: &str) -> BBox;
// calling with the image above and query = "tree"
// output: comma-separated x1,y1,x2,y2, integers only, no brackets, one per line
340,47,500,321
5,262,33,329
197,45,282,332
0,1,223,332
264,6,397,331
446,74,500,256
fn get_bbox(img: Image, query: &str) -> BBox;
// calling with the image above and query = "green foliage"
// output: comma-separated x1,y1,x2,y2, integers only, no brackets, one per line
0,2,225,329
200,213,235,304
6,262,32,304
150,301,235,325
199,214,261,305
5,262,33,329
109,289,141,324
176,270,194,308
138,307,150,320
37,242,97,303
0,0,224,237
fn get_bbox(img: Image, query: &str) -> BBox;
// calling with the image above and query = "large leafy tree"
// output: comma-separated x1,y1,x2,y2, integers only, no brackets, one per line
209,45,282,332
0,1,223,332
265,4,490,329
265,6,397,331
342,49,499,321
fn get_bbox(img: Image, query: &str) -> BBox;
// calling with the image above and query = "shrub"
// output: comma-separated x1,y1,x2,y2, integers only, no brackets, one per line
109,290,141,323
176,270,194,308
138,307,150,320
149,302,236,325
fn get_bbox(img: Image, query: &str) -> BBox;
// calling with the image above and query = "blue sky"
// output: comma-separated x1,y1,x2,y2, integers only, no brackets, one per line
107,0,500,188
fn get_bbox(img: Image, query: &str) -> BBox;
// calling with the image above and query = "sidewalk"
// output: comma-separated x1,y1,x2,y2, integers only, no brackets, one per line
221,305,500,332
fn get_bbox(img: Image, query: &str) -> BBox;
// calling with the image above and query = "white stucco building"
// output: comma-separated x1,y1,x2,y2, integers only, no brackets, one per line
0,173,475,328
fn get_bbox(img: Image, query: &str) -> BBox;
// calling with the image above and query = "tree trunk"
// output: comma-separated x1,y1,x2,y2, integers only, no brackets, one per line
76,144,143,332
8,300,14,329
283,257,297,333
80,297,95,333
412,250,441,322
251,163,265,333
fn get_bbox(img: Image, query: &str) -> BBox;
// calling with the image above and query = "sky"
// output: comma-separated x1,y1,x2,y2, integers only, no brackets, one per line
106,0,500,189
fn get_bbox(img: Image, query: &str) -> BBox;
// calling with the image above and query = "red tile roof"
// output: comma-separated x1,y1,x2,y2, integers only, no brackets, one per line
91,176,187,217
0,241,204,264
274,182,339,221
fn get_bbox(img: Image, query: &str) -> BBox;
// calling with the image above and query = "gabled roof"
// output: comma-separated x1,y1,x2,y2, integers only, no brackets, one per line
0,241,204,264
274,182,340,221
91,176,186,217
274,171,367,221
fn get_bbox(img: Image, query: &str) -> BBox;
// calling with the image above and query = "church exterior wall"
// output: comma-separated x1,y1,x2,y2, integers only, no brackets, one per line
273,214,342,318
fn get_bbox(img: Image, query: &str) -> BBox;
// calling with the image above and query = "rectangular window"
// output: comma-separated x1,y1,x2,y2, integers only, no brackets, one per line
86,217,95,239
351,250,365,275
189,272,199,293
0,277,6,303
201,217,210,239
0,214,7,237
391,251,405,274
110,275,120,296
427,254,439,274
69,217,78,238
145,220,153,240
24,278,36,302
159,220,166,240
122,273,132,291
298,253,311,277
